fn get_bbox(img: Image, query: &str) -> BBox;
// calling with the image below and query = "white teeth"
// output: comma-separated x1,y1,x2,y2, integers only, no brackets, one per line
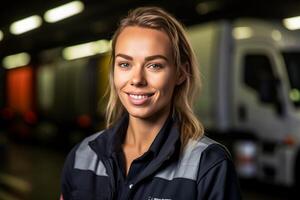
129,94,148,99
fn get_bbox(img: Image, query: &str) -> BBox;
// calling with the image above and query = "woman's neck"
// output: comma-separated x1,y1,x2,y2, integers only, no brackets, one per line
124,111,170,154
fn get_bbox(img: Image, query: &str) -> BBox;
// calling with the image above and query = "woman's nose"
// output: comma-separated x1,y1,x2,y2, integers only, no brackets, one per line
130,66,147,87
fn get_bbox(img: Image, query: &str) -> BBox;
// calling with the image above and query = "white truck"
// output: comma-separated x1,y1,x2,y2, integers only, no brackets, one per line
187,18,300,187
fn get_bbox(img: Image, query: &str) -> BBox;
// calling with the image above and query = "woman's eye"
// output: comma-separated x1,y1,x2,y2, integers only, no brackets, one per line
118,62,130,68
148,63,163,70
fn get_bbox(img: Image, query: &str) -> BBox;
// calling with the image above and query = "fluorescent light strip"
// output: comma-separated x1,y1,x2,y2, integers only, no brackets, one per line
62,39,111,60
44,1,84,23
283,16,300,30
10,15,42,35
2,52,31,69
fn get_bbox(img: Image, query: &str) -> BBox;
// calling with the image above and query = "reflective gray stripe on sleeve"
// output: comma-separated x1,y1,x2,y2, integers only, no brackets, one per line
74,131,108,176
155,136,216,181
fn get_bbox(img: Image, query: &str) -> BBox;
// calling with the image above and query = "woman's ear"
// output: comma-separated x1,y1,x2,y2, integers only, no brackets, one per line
176,63,187,85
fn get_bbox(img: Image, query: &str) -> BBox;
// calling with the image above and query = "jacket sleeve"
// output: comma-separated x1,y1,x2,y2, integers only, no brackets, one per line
61,145,78,200
196,144,242,200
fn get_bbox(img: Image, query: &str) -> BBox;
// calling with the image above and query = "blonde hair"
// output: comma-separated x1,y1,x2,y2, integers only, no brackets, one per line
106,6,204,147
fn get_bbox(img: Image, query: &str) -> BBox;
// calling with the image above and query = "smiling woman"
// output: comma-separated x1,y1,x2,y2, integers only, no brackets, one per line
113,26,179,122
61,6,242,200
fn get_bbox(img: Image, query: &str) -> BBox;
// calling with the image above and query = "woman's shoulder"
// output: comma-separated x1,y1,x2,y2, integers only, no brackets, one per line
190,135,235,181
64,129,109,163
155,135,232,181
182,135,233,175
198,135,232,161
186,135,231,161
76,130,106,151
62,129,110,176
193,136,242,199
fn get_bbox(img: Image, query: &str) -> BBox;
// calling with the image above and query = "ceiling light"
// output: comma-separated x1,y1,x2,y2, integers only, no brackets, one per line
10,15,42,35
196,2,220,15
283,16,300,30
62,39,111,60
44,1,84,23
2,52,31,69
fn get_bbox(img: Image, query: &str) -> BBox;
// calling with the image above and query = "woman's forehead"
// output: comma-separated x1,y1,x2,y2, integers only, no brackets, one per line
114,26,173,59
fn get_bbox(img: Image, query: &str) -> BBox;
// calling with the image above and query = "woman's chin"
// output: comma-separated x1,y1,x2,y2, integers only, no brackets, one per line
127,110,152,119
126,106,170,121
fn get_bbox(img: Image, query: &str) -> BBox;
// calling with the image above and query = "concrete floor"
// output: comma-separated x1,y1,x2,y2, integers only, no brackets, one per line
0,142,66,200
0,141,292,200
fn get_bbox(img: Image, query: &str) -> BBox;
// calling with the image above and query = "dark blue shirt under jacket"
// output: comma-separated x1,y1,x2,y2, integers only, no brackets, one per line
61,115,242,200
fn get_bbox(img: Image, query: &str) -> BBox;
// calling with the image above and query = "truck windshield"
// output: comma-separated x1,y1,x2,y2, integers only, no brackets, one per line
282,52,300,107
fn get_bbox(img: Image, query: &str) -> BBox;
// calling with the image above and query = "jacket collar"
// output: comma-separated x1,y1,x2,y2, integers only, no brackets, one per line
88,114,128,159
89,113,181,163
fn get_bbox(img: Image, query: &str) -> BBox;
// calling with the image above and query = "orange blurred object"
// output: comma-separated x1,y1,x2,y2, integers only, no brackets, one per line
6,66,34,114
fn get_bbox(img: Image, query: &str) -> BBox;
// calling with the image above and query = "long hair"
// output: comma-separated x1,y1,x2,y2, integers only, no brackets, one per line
106,6,204,147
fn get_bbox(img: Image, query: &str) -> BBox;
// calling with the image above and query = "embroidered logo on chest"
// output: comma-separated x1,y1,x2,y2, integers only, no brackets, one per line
147,196,172,200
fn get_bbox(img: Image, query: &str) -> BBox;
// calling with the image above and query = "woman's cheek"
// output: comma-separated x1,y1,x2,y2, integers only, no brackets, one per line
151,74,173,89
114,71,126,90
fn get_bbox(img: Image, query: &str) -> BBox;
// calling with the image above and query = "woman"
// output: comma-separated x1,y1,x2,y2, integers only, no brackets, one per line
61,6,241,200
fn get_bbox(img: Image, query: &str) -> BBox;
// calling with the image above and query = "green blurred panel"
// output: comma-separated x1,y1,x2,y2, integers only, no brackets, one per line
36,65,55,114
53,61,74,122
83,57,101,116
72,58,90,116
52,57,101,123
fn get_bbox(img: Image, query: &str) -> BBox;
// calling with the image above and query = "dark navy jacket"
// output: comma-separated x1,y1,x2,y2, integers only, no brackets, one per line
61,115,242,200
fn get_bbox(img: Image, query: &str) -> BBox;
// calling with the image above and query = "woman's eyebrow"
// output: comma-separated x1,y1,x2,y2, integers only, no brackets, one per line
145,55,169,62
115,54,169,62
115,53,133,60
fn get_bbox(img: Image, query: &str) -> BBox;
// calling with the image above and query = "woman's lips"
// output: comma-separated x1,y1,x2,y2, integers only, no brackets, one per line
127,93,154,105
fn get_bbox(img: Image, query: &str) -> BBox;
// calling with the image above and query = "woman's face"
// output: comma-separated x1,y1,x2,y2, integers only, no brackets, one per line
113,26,179,120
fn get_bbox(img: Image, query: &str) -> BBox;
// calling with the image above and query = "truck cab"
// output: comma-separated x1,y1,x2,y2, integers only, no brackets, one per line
188,18,300,187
